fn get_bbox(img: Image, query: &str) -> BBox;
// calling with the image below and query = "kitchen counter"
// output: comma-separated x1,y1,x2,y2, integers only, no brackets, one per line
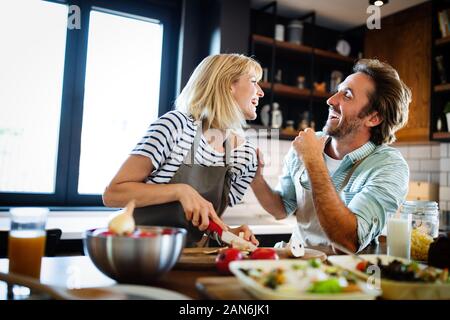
0,208,296,240
0,238,387,300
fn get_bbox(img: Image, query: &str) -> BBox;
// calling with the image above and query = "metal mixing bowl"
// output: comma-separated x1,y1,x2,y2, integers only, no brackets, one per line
84,226,187,284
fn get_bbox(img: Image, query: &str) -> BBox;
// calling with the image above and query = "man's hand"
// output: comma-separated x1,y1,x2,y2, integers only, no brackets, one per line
292,128,328,165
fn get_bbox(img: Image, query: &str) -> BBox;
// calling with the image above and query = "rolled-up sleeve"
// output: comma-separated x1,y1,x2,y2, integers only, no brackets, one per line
274,148,298,216
348,161,409,252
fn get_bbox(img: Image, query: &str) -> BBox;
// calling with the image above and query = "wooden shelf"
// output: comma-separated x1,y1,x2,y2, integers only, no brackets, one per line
252,34,355,63
279,131,299,140
259,82,331,100
435,35,450,46
432,132,450,140
434,83,450,92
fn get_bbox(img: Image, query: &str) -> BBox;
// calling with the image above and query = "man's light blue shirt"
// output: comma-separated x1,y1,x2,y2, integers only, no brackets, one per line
274,134,410,252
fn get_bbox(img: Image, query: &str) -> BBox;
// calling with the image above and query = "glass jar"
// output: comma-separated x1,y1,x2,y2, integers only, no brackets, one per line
287,20,303,44
400,201,439,238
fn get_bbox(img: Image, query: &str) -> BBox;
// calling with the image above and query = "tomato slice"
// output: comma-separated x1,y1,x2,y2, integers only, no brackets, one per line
250,248,279,260
356,261,368,272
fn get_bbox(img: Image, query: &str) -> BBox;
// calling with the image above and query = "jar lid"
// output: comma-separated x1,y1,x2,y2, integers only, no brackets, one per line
403,200,438,208
402,200,439,215
288,20,303,28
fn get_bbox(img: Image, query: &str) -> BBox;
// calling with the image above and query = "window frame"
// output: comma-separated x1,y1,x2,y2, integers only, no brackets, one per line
0,0,180,207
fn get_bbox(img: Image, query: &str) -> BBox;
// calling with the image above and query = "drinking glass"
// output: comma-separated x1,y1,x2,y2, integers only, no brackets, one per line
387,210,411,259
8,208,48,278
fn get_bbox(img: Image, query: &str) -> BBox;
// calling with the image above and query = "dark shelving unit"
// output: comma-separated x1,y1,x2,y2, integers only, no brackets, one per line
248,1,361,140
431,0,450,142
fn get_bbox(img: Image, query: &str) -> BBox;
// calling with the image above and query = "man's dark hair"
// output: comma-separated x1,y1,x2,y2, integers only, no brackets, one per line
354,59,411,145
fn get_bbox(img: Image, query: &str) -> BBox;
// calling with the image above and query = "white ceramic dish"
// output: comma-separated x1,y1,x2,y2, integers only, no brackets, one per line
105,284,191,300
328,254,450,300
229,259,379,300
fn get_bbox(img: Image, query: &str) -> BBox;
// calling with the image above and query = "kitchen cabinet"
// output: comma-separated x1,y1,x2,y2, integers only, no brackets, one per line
365,2,432,142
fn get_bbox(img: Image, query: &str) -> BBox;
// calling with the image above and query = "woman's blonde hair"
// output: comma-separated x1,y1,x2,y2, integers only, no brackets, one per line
175,53,262,131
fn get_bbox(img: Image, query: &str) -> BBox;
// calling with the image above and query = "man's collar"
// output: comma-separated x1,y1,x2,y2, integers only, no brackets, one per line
343,140,377,163
320,133,376,164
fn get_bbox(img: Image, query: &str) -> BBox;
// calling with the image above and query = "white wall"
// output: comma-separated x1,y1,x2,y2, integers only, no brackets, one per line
394,143,450,212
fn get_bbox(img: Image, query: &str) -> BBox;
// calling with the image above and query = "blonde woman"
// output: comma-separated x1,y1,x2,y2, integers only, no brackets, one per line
103,53,264,246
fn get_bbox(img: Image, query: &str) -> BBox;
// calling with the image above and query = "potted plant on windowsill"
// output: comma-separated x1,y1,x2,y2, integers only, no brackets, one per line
445,102,450,132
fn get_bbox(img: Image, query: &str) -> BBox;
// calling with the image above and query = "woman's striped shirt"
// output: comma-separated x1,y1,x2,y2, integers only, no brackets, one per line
130,110,258,206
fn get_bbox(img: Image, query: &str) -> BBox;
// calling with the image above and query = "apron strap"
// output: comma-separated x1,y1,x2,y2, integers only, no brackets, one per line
298,155,369,192
223,134,231,166
184,120,203,165
337,156,369,193
184,121,231,166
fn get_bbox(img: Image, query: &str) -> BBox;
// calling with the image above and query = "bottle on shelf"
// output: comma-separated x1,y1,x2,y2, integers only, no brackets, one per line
437,118,443,132
330,70,343,93
260,104,271,127
262,67,269,82
296,75,306,89
275,69,283,83
271,102,283,129
275,24,285,41
435,56,447,84
283,120,296,135
298,111,310,131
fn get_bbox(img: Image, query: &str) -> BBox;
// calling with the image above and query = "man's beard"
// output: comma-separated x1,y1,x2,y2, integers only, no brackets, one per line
323,116,363,139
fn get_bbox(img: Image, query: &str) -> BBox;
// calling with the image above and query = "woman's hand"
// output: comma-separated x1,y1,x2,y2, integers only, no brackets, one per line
175,184,228,232
228,224,259,246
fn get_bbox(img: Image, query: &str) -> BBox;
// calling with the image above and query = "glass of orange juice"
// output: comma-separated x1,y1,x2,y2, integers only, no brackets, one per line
8,208,48,279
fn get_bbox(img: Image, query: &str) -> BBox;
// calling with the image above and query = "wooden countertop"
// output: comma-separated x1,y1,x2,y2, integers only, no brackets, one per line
0,238,386,300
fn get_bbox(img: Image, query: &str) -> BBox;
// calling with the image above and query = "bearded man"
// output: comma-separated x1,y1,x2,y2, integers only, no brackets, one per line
251,59,412,252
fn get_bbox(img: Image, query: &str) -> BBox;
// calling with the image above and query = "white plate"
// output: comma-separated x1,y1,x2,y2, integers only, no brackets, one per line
106,284,191,300
229,259,379,300
328,254,450,300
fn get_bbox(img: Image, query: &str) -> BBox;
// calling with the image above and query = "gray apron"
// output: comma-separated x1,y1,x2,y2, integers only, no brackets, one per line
134,121,232,247
292,156,367,247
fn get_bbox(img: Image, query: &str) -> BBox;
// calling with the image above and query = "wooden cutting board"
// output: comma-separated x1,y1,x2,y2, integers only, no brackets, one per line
196,276,251,300
175,247,327,270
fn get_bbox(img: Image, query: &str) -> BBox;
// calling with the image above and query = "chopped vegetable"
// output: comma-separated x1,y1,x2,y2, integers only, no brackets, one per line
356,261,369,272
309,258,321,268
308,278,343,294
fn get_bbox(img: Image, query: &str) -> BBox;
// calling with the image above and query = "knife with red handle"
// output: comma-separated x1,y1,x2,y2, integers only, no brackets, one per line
207,220,258,251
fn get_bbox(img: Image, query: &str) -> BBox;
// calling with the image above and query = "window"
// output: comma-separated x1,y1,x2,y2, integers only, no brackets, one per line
0,0,68,193
78,10,163,195
0,0,179,207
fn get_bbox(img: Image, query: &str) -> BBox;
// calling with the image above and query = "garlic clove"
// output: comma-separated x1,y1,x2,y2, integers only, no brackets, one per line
108,199,136,235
